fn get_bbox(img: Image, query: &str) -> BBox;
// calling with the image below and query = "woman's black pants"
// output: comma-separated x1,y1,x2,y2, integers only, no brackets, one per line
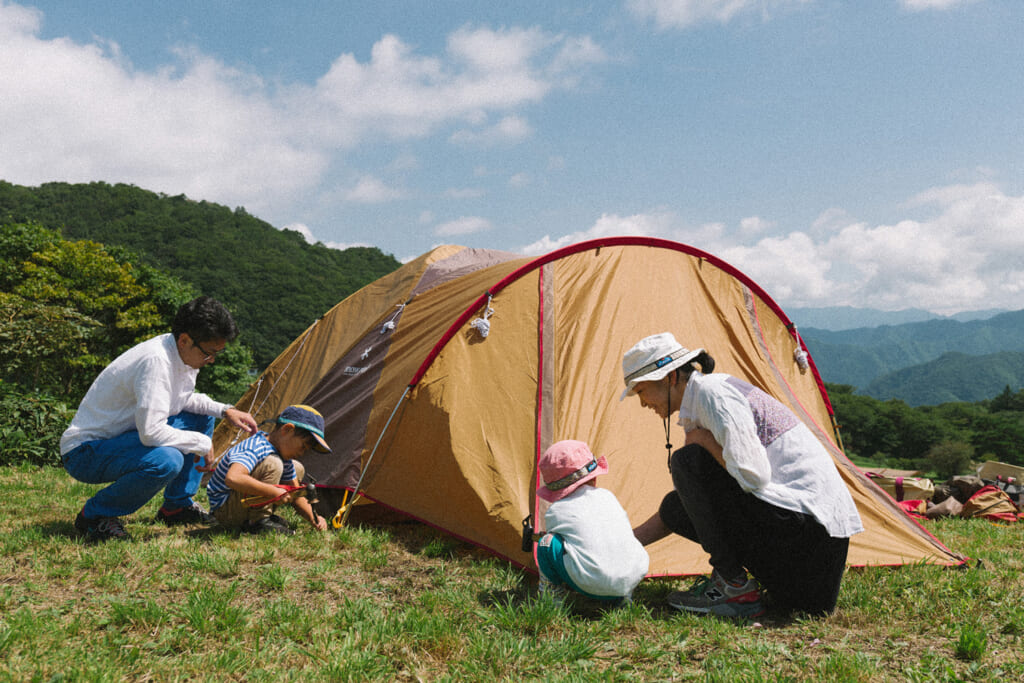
658,444,849,615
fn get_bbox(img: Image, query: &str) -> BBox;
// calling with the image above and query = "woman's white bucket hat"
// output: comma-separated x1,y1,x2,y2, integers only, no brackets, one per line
620,332,703,400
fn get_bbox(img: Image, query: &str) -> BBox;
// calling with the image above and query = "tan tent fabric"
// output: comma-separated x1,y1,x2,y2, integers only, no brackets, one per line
213,238,963,575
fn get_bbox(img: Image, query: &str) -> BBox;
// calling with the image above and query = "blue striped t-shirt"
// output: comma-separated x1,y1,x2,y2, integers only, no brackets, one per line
207,431,296,510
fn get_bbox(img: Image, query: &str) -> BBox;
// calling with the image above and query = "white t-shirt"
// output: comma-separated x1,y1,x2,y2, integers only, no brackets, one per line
60,333,228,456
544,485,650,597
678,371,863,539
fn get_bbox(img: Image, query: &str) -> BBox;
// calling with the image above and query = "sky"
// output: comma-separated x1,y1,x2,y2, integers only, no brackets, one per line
1,0,1022,316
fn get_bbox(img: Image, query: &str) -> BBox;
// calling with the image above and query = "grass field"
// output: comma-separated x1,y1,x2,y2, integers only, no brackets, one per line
1,463,1022,682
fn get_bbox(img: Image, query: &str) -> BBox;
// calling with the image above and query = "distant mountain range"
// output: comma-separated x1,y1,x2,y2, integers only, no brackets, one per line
791,307,1024,406
863,351,1024,406
787,305,1010,331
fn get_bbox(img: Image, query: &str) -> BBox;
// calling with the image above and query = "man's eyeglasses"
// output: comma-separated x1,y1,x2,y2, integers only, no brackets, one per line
193,339,226,361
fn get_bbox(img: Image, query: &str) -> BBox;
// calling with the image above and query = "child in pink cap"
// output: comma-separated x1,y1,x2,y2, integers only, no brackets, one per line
535,439,649,605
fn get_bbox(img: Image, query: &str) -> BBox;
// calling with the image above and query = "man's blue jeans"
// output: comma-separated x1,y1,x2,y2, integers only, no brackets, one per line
63,412,215,518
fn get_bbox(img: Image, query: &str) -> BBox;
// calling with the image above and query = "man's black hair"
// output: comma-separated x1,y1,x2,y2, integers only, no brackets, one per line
171,296,239,343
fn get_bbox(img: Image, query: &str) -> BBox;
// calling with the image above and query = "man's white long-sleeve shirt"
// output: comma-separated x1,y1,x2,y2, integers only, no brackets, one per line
60,333,229,456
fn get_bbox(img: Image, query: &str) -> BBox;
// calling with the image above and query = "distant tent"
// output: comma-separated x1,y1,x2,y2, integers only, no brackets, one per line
213,237,963,575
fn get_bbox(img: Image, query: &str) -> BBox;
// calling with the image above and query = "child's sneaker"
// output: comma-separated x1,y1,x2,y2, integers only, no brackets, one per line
667,570,765,618
74,511,131,543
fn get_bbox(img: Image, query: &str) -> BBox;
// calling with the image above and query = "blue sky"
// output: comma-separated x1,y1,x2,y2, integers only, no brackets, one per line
2,0,1022,315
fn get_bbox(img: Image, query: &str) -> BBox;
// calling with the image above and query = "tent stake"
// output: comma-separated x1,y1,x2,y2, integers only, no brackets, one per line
333,385,412,528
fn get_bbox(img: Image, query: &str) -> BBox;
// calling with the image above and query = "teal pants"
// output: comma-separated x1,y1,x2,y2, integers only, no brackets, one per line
536,533,624,602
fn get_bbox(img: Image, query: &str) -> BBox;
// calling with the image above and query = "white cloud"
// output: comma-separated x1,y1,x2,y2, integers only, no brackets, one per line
509,172,531,187
738,215,774,237
283,222,316,243
387,153,420,171
728,185,1024,313
521,183,1024,314
0,4,323,215
342,176,407,203
443,187,486,199
0,6,604,218
450,115,533,146
284,222,370,250
719,232,833,304
900,0,980,10
809,207,858,238
627,0,811,30
0,0,39,36
308,27,603,144
520,211,667,255
325,239,375,251
435,216,493,237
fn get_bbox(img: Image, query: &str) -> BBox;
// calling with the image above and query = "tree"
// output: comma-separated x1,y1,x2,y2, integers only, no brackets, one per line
1,223,182,398
0,293,100,397
927,441,975,480
0,221,249,405
885,400,949,465
989,385,1024,413
969,412,1024,466
0,180,402,367
829,385,902,460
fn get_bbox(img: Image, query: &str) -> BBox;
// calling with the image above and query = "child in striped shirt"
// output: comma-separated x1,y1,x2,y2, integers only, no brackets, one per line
207,405,331,534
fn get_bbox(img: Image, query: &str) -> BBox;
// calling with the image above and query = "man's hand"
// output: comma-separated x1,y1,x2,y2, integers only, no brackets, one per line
194,448,217,472
224,407,258,434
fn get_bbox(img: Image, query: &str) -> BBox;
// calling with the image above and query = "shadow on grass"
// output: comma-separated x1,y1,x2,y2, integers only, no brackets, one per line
478,585,532,609
38,520,78,540
182,525,225,541
477,580,642,620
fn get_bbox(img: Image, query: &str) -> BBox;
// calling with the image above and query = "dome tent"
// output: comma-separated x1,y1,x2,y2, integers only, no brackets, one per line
212,237,962,575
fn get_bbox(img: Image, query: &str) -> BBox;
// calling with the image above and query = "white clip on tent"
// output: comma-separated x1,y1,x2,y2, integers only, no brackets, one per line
213,237,963,576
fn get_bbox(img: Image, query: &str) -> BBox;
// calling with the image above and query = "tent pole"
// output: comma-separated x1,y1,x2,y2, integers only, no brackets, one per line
334,385,412,528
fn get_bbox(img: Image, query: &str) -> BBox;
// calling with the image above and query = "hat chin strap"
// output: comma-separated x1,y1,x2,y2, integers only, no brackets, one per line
664,383,673,470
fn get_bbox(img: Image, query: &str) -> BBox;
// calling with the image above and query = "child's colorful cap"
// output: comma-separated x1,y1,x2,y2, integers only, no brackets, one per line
277,405,331,453
537,439,608,502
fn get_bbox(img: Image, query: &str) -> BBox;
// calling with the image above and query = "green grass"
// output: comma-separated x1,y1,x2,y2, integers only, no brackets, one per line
1,463,1022,681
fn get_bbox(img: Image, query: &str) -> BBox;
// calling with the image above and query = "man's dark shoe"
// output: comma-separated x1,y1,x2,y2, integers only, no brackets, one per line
241,516,295,536
75,511,131,543
156,502,213,526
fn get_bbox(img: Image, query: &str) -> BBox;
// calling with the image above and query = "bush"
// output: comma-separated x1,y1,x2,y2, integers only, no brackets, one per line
0,381,73,467
927,440,975,480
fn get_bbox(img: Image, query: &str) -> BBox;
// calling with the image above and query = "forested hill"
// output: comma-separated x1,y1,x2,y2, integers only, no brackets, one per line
802,310,1024,405
863,351,1024,406
0,181,401,367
